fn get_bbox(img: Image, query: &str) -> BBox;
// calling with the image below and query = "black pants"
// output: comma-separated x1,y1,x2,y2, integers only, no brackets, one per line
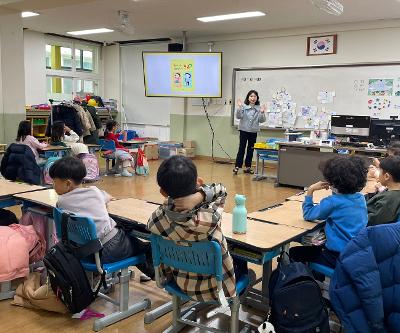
289,245,339,269
102,229,155,279
235,130,257,168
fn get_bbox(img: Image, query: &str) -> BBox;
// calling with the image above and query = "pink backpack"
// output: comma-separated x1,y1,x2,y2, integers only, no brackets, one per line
43,157,60,185
79,153,100,182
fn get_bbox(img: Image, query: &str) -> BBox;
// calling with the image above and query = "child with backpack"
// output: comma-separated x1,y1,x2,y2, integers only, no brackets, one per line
289,155,368,268
49,157,154,279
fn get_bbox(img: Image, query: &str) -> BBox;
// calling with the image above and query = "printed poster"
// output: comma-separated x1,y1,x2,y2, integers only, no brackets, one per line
368,79,393,96
171,59,195,92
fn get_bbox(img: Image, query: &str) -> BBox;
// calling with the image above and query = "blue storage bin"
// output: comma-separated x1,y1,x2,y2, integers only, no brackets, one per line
158,142,183,159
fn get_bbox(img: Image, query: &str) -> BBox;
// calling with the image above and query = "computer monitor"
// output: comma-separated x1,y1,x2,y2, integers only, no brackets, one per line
330,115,371,137
369,118,400,146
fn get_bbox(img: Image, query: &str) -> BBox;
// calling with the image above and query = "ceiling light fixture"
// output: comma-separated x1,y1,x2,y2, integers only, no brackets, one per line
310,0,344,16
67,28,114,36
197,11,266,23
21,11,40,18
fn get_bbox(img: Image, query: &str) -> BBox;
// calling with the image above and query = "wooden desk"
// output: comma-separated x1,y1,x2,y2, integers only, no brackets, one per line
13,189,58,208
286,179,377,203
248,200,321,230
107,198,159,224
0,179,44,202
39,145,71,158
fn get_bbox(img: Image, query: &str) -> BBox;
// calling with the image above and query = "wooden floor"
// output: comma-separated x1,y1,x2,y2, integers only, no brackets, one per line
0,159,298,333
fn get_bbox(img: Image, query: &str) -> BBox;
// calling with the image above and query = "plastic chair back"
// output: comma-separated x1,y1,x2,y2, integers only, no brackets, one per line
150,234,223,281
53,207,98,246
99,139,116,152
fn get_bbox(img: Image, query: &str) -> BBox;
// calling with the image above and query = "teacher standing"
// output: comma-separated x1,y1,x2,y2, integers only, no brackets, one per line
233,90,266,175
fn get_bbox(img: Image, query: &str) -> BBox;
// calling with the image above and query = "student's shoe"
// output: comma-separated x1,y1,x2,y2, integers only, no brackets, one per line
243,168,254,174
233,167,239,175
140,274,152,283
121,170,133,177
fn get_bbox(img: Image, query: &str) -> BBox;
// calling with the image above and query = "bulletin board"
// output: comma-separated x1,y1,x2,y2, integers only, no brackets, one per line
232,63,400,130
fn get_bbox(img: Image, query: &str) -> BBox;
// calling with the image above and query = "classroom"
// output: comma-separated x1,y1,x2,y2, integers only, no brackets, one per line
0,1,399,332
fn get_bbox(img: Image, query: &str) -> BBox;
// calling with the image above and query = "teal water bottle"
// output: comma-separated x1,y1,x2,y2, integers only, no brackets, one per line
232,194,247,234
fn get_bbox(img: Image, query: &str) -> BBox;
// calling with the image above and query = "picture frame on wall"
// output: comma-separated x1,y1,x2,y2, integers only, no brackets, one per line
307,34,337,56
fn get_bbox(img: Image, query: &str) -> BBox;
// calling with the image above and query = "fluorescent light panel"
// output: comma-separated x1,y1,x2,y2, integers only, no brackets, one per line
67,28,114,36
197,11,266,22
21,11,39,18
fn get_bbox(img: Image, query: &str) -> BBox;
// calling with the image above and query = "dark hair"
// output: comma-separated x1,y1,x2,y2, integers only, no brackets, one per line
51,121,64,143
319,155,367,194
380,156,400,182
105,120,117,137
16,120,32,141
157,155,197,199
387,141,400,156
244,90,260,106
49,156,87,184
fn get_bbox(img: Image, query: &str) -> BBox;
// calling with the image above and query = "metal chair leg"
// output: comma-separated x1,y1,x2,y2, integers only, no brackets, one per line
230,296,240,333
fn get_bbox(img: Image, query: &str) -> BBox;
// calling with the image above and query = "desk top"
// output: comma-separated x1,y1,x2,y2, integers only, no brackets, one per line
0,179,44,198
86,144,100,148
14,188,58,207
248,201,320,230
118,140,147,145
278,142,387,154
108,198,307,252
39,145,71,152
286,179,377,203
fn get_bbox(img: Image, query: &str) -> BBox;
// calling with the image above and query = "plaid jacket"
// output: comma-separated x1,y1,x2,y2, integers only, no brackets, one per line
147,183,236,302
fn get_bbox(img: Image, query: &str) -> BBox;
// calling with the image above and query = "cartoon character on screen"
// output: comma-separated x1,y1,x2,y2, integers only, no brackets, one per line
184,72,192,87
173,73,182,88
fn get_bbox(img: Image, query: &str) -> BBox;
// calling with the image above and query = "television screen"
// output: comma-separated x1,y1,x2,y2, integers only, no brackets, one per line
142,52,222,97
331,115,371,137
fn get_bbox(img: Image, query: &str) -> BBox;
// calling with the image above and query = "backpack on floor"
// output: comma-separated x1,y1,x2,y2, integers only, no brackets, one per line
43,212,104,314
78,153,99,182
267,253,330,333
43,157,60,185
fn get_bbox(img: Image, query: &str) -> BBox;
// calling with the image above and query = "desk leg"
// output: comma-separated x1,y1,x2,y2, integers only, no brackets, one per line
253,152,260,181
242,261,271,312
0,281,15,300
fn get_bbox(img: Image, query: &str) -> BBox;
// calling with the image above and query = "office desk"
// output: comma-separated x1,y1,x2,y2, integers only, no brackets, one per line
248,201,321,230
39,145,71,158
277,142,386,188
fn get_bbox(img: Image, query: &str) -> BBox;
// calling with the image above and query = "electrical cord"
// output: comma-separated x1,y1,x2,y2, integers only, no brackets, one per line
202,98,232,162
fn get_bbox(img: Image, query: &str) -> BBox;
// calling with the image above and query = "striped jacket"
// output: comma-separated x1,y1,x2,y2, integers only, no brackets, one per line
147,183,236,302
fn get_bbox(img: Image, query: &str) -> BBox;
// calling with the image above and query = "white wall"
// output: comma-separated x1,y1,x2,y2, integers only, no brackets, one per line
103,44,120,105
24,30,46,105
185,19,400,117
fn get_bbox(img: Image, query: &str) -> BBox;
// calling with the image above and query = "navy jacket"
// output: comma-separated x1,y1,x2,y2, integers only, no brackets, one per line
0,143,41,185
330,223,400,333
45,105,83,137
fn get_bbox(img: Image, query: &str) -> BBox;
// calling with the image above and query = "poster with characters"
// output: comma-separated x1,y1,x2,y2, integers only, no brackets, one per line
170,59,195,92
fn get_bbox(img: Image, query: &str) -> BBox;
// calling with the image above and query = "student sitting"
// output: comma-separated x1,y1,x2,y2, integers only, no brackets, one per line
372,140,400,169
148,155,246,302
50,121,79,147
104,120,134,177
16,120,47,163
49,157,154,279
367,156,400,226
289,155,368,268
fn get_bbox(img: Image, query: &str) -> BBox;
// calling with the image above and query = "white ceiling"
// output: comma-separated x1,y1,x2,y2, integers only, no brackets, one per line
1,0,400,42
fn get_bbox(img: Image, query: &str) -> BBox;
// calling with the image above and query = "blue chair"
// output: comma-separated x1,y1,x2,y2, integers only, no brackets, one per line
53,208,151,332
150,234,249,333
309,263,334,278
99,139,117,175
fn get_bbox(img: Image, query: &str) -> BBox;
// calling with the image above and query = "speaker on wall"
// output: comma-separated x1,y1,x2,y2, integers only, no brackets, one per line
168,43,183,52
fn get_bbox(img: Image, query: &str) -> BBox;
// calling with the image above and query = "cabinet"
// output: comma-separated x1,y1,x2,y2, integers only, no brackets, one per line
26,111,50,142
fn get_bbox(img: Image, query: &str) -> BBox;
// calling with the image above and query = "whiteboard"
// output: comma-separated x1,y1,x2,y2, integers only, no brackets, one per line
121,43,172,126
232,63,400,130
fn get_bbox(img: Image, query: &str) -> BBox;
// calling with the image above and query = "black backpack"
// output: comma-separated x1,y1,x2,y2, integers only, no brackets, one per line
43,212,105,314
267,254,330,333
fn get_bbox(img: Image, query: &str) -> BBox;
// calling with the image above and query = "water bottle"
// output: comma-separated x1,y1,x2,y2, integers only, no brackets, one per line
232,194,247,234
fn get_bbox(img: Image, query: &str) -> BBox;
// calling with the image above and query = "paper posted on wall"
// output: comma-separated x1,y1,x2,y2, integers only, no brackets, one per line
267,112,283,128
282,102,297,128
317,91,335,104
300,106,318,129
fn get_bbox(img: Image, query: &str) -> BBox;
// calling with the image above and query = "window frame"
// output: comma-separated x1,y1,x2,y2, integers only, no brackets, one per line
45,36,102,101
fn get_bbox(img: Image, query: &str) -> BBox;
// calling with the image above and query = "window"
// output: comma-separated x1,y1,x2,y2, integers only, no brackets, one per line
45,38,101,102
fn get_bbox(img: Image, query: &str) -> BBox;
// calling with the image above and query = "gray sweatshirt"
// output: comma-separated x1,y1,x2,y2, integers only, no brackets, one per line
236,105,266,133
57,186,118,244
